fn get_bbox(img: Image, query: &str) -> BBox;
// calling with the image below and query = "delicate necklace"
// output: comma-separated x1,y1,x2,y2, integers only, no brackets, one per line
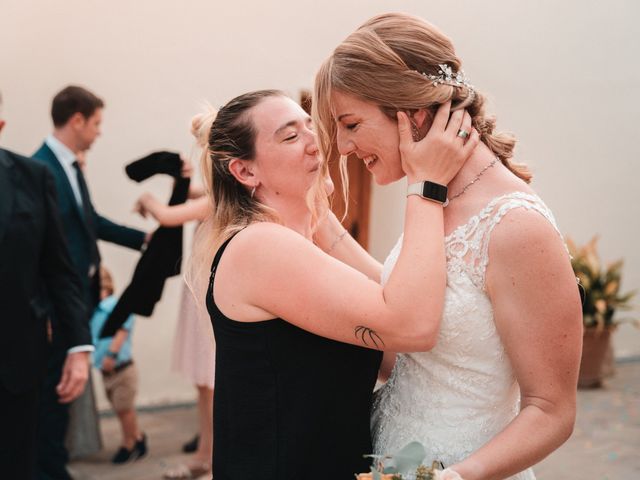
446,157,498,206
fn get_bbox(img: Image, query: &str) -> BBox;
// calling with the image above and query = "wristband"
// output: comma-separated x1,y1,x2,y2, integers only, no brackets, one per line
407,181,449,206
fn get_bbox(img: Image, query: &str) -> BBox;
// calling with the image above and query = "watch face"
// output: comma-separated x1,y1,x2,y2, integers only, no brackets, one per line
422,181,448,203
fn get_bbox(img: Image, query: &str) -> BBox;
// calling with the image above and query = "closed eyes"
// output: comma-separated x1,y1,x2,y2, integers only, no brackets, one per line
283,121,314,142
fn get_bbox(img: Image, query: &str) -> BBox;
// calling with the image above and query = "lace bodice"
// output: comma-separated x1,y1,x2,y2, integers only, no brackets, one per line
372,192,561,480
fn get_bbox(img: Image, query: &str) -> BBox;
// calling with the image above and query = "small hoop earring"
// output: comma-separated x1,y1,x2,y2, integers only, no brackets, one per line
250,186,257,199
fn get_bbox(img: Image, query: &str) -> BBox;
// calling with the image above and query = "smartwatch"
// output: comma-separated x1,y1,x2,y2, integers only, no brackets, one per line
407,181,449,206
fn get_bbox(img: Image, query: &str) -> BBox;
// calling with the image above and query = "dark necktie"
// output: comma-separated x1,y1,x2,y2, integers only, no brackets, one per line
72,160,100,278
72,160,94,227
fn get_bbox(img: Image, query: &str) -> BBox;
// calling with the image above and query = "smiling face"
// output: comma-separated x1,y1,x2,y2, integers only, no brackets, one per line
331,90,405,185
250,95,321,202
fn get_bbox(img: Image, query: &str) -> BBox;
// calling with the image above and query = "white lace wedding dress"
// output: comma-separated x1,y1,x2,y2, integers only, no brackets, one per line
372,192,561,480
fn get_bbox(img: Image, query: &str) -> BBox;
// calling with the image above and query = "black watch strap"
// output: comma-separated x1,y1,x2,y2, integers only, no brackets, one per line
407,181,449,205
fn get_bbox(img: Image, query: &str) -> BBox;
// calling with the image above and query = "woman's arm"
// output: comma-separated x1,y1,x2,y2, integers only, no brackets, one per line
188,182,206,199
134,194,209,227
378,352,397,382
450,209,583,480
314,210,383,281
133,155,209,225
219,200,443,352
314,211,394,378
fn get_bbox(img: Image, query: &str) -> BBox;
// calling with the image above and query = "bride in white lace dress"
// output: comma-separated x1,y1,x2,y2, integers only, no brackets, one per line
313,13,583,480
371,192,561,480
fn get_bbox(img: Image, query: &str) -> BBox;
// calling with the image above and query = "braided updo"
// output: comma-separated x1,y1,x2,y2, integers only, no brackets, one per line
313,12,531,184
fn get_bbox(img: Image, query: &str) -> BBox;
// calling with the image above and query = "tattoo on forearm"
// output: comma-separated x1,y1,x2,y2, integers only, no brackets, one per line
354,326,385,349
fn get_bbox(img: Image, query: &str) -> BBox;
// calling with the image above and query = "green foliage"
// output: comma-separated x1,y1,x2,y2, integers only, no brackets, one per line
567,236,636,329
382,441,426,474
361,442,440,479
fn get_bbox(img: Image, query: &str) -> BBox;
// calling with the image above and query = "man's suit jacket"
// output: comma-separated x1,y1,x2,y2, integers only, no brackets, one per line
32,142,145,309
0,148,90,394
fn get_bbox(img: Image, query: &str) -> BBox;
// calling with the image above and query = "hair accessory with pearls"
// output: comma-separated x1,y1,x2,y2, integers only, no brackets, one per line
420,64,475,101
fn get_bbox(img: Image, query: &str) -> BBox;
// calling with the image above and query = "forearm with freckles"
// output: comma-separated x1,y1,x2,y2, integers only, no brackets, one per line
450,398,575,480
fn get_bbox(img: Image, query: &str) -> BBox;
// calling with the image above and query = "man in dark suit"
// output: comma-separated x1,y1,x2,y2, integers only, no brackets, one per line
32,85,148,479
0,93,92,479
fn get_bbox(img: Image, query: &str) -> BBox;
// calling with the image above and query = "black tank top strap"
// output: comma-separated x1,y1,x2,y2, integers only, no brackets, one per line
207,231,244,319
209,231,242,282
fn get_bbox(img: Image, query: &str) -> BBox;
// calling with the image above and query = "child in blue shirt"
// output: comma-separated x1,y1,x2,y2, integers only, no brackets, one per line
91,267,147,464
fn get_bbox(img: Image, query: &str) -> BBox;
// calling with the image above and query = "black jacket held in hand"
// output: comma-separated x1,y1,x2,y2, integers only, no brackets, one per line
100,151,190,337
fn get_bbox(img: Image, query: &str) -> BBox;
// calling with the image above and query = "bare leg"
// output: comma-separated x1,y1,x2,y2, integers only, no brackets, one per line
191,385,213,467
116,408,141,449
162,386,213,479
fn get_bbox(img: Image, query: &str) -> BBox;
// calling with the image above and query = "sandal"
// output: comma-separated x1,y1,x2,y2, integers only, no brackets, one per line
163,461,211,479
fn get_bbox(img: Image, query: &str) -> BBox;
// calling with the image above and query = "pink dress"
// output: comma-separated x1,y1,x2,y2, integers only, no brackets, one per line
171,279,216,389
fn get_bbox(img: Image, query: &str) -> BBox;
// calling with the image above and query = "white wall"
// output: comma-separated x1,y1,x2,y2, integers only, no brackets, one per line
1,0,638,407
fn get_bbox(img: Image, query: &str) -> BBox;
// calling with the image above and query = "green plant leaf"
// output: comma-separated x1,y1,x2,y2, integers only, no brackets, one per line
382,441,426,474
570,236,636,325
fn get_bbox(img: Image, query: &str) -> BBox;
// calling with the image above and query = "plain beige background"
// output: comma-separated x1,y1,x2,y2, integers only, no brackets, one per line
1,0,638,408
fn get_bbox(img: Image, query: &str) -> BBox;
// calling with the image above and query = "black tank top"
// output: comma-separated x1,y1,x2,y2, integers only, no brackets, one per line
207,233,382,480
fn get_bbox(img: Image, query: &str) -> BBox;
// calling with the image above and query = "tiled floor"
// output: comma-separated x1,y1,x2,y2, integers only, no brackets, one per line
69,361,640,479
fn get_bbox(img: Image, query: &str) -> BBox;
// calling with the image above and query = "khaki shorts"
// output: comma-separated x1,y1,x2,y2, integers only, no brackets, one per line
102,362,138,412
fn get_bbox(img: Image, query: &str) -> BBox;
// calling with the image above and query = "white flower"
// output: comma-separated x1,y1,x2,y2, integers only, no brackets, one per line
432,468,465,480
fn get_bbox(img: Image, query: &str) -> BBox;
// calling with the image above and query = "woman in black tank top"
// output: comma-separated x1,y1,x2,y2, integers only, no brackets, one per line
207,234,381,478
186,90,473,479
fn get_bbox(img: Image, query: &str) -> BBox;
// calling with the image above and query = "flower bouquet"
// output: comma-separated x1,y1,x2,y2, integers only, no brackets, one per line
356,442,463,480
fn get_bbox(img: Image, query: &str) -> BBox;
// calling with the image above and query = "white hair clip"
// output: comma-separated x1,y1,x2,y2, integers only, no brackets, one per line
419,63,475,102
422,63,470,87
